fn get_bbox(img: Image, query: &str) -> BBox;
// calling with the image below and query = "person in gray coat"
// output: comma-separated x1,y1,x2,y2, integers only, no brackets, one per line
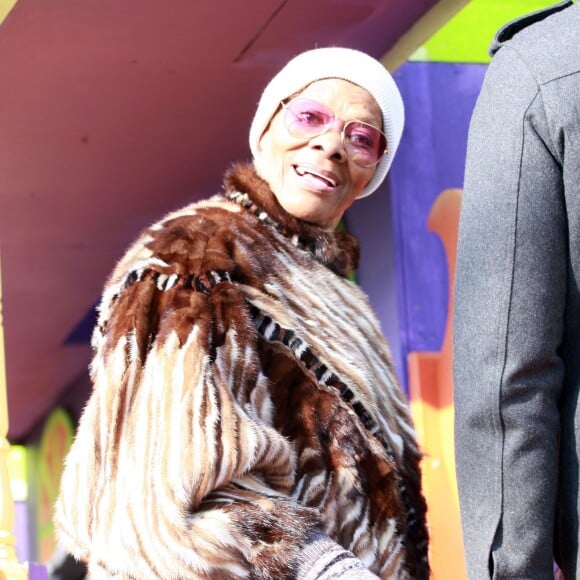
454,1,580,578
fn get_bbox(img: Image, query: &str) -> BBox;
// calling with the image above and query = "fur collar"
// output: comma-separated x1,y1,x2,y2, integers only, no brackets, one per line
223,162,360,277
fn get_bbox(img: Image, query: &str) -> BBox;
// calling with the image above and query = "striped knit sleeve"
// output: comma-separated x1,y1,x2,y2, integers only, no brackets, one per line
295,532,379,579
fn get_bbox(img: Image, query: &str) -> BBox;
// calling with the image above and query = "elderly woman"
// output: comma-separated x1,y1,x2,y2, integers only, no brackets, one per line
55,47,429,579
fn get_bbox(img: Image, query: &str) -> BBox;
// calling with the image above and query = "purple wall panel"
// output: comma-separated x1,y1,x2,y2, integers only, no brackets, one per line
309,62,488,392
14,500,30,563
388,62,486,386
346,62,488,390
29,563,48,580
347,180,402,380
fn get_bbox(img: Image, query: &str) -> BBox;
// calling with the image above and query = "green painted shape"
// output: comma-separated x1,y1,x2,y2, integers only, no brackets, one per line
410,0,561,64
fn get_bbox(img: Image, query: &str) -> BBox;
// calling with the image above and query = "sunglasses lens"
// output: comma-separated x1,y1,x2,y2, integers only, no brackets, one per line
344,122,387,167
285,99,333,139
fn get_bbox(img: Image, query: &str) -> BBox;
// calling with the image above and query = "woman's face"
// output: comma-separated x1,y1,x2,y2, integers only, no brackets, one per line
255,79,381,229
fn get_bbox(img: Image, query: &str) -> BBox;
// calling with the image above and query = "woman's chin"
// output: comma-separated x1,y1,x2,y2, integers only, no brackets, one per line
283,200,334,227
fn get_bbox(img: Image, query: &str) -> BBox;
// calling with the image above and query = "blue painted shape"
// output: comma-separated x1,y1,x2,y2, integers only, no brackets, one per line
64,303,97,345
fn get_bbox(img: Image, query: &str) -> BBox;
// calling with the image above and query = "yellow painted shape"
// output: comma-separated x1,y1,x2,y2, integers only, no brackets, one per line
0,256,7,460
0,0,18,27
0,255,28,578
6,446,27,503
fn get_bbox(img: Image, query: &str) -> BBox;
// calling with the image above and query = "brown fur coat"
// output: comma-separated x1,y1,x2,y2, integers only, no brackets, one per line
55,163,428,579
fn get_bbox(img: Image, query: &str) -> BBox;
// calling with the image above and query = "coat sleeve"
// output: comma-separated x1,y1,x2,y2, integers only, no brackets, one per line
54,214,322,578
453,44,566,578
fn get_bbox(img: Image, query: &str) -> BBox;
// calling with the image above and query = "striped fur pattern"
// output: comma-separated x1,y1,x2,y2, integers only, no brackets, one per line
55,163,428,578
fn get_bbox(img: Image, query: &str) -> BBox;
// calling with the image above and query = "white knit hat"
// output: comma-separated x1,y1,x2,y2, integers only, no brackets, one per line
249,47,405,199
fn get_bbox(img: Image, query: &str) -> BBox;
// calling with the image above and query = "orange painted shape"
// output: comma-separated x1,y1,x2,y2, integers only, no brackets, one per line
427,188,462,401
409,188,466,579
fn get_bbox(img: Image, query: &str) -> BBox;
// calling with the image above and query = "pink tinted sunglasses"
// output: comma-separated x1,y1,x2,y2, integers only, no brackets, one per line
281,97,387,168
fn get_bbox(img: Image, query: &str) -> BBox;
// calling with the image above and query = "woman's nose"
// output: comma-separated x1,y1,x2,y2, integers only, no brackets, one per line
309,122,347,162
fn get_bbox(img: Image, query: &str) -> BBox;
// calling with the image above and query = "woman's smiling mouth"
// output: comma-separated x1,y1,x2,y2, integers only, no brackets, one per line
293,164,338,188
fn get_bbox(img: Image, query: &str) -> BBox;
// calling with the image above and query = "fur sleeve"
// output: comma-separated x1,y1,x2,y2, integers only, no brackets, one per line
54,210,320,578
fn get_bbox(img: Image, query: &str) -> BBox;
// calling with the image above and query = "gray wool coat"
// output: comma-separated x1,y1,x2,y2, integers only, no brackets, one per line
454,2,580,579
